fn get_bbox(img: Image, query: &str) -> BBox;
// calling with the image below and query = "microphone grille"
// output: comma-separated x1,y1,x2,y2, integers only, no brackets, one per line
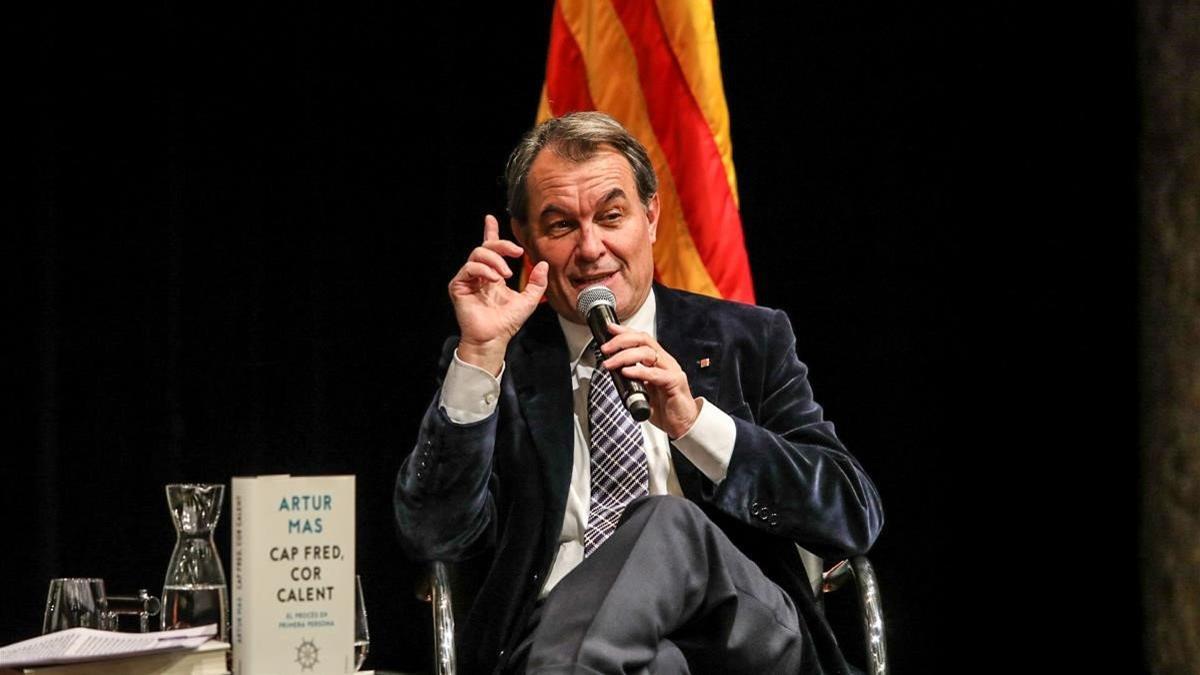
576,285,616,318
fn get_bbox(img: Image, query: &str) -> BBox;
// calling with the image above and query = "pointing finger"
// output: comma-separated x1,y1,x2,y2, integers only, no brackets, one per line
483,214,500,243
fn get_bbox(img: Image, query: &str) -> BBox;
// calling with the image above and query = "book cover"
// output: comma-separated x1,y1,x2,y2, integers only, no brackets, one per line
231,475,355,674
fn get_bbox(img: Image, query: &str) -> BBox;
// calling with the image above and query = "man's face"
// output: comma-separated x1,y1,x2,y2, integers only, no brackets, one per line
515,146,659,323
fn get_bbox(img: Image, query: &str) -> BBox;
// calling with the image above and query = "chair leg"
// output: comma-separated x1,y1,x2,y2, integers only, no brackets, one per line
430,561,457,675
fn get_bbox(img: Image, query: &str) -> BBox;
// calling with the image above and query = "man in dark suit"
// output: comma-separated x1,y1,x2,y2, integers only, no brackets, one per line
395,112,882,674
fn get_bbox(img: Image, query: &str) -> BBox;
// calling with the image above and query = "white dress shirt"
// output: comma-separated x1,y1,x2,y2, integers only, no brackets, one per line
439,289,737,596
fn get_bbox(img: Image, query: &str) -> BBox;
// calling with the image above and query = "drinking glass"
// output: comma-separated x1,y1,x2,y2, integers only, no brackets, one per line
354,575,370,671
43,578,113,633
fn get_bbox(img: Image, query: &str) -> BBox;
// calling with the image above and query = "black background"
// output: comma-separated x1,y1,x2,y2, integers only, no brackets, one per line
14,1,1139,672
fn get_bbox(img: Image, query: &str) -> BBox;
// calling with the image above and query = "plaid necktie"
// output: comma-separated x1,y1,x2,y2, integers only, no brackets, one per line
584,344,649,555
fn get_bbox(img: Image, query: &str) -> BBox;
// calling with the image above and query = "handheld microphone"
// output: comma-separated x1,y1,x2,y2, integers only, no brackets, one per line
576,285,652,422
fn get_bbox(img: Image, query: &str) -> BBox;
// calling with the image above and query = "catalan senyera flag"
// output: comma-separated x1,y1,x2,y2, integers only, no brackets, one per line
536,0,755,303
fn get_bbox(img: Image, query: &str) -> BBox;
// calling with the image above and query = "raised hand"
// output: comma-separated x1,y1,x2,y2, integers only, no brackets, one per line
448,215,548,376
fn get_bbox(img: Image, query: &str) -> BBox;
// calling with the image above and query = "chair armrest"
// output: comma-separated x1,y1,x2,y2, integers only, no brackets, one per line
417,562,457,675
822,556,888,675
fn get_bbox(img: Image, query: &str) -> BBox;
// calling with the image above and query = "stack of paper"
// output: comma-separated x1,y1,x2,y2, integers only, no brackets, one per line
0,625,228,675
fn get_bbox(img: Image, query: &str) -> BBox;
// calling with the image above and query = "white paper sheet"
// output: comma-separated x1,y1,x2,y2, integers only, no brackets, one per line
0,624,217,668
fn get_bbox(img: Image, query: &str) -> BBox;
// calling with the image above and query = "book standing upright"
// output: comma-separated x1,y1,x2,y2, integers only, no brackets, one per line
231,475,355,674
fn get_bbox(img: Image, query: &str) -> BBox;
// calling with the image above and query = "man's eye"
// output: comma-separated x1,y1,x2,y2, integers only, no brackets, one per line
601,211,623,223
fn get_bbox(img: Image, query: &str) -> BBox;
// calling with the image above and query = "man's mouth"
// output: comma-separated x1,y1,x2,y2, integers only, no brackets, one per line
570,271,617,289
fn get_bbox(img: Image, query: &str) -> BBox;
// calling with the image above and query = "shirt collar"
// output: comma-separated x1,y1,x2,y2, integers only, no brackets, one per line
557,288,658,367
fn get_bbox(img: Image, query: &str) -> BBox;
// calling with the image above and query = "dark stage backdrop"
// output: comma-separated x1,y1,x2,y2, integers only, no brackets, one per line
15,1,1139,672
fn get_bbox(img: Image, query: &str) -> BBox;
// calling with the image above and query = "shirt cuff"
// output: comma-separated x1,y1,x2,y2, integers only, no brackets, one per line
439,349,504,424
671,397,735,484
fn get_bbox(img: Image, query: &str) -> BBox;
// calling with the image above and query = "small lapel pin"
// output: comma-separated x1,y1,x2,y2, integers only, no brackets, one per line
697,357,711,369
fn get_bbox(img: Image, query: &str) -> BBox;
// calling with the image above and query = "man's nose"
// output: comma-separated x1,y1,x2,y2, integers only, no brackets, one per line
575,223,607,261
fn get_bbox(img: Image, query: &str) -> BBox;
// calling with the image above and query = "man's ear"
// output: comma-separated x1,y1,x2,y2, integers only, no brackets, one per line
646,193,660,244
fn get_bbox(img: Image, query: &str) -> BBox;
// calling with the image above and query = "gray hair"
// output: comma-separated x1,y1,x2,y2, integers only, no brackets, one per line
505,111,658,225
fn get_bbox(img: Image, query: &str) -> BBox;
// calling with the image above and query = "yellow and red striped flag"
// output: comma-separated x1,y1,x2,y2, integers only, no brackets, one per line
536,0,755,303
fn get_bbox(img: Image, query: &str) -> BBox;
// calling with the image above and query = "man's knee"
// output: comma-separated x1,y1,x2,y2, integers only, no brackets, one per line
620,495,708,529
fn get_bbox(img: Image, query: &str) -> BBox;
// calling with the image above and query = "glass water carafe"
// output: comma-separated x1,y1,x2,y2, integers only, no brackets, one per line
162,483,228,640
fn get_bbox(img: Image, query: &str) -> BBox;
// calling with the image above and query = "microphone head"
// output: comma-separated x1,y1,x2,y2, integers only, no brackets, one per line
576,285,617,319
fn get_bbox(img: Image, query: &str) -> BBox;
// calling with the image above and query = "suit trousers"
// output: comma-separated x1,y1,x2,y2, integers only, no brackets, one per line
509,495,805,674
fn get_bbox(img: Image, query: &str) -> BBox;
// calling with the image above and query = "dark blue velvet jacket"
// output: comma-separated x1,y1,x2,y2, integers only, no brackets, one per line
395,285,883,674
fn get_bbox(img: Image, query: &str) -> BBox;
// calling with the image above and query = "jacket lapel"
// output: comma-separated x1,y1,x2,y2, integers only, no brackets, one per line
654,286,722,497
508,304,575,519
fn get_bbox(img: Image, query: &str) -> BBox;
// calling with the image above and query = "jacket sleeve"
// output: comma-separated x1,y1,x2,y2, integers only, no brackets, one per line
393,338,498,562
701,309,884,561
